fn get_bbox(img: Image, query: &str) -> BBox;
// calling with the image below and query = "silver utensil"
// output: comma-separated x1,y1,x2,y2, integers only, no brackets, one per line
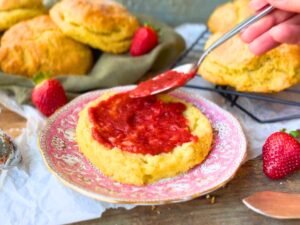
130,5,274,98
0,129,21,188
243,191,300,219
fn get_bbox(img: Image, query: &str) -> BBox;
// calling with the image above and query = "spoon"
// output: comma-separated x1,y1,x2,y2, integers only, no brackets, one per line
0,129,21,188
129,5,275,98
243,191,300,219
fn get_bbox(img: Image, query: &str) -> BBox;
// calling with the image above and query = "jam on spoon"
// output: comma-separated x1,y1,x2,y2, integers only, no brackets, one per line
129,68,197,98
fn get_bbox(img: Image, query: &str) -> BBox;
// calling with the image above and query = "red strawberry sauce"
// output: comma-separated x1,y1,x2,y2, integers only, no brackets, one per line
129,69,197,98
88,92,197,155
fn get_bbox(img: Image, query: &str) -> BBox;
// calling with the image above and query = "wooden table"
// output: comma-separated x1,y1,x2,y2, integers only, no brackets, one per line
76,157,300,225
0,104,26,138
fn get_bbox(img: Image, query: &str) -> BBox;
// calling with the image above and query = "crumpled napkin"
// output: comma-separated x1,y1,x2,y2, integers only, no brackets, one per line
0,93,134,225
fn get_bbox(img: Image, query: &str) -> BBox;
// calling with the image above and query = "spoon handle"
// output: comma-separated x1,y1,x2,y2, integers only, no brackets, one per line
196,5,275,67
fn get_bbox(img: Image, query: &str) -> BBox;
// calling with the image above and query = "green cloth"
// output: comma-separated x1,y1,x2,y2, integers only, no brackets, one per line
0,16,185,104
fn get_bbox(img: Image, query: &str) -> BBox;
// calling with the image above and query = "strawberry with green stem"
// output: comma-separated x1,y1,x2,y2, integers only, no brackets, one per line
263,130,300,179
31,72,67,117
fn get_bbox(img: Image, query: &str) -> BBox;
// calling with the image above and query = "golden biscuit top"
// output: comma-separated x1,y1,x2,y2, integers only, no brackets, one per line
0,0,43,11
199,32,300,92
0,15,93,77
208,0,253,33
1,15,58,45
204,33,300,71
51,0,139,36
204,33,254,68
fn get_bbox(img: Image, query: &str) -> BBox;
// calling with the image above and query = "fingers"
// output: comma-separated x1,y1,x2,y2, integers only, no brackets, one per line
270,24,300,44
247,14,300,55
248,32,280,55
241,0,300,55
265,0,300,13
240,10,294,43
269,15,300,44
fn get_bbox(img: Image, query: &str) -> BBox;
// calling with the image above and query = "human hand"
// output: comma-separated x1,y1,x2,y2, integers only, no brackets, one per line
240,0,300,55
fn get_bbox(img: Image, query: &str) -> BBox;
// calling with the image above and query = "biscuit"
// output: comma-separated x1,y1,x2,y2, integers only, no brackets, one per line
0,15,93,78
50,0,140,54
199,33,300,93
0,0,45,31
76,93,213,186
208,0,253,33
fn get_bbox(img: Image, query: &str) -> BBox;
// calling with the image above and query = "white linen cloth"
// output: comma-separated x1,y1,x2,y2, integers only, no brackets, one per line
0,24,299,225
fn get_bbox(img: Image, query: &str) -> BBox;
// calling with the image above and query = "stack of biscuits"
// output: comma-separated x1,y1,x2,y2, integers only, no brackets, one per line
0,0,140,78
0,0,45,31
199,0,300,93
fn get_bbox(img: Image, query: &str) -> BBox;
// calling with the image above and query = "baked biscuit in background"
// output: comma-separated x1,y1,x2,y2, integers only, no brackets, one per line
0,15,93,78
208,0,253,33
199,33,300,93
50,0,140,54
0,0,45,31
200,0,300,93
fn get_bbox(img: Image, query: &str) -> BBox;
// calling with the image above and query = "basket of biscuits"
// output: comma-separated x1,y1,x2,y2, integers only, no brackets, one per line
0,0,185,103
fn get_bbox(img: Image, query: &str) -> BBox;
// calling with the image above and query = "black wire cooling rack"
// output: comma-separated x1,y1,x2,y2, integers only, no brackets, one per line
173,28,300,124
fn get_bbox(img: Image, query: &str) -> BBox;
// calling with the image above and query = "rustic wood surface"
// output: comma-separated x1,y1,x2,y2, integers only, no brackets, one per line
0,104,26,138
75,157,300,225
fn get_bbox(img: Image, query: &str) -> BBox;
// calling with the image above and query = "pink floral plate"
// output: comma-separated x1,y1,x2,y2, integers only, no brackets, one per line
39,86,247,205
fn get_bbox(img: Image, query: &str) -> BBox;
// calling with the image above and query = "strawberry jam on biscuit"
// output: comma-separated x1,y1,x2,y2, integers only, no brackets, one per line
88,92,197,155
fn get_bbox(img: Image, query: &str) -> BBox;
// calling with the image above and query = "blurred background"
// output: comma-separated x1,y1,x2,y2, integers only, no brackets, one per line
116,0,227,25
45,0,227,26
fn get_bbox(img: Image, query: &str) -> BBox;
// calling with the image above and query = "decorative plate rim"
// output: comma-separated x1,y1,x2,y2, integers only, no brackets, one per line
38,85,247,205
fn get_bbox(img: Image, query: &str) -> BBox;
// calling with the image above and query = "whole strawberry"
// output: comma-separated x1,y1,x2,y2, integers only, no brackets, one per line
263,130,300,179
32,72,67,117
130,25,159,56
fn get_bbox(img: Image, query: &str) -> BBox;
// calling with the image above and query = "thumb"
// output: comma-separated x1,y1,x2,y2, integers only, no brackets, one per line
266,0,300,13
